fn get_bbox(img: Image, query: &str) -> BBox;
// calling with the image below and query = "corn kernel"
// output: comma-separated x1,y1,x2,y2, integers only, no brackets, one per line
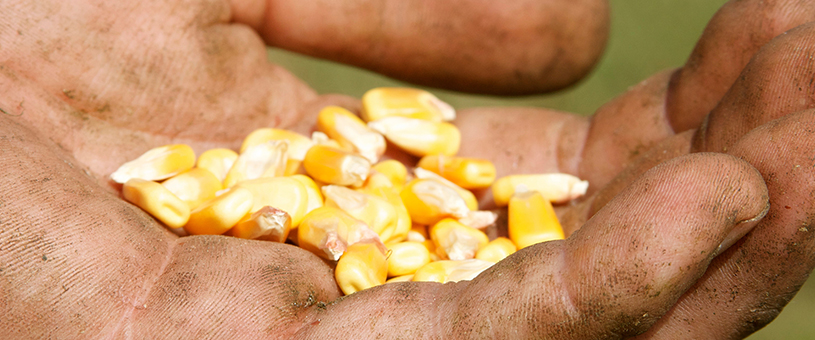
233,177,309,227
161,168,223,210
412,259,494,283
223,140,288,188
297,206,384,261
322,185,398,241
457,210,499,230
386,241,431,277
407,224,428,242
111,144,195,183
317,106,386,164
371,160,408,191
400,179,470,226
368,117,460,157
229,206,292,242
289,174,324,214
184,187,254,235
311,131,346,150
430,218,489,261
239,128,314,162
335,240,388,295
386,274,414,283
413,168,478,211
492,173,589,206
417,155,496,189
358,185,411,245
196,148,238,182
303,145,371,187
475,237,517,263
508,190,565,249
361,87,455,122
122,178,190,231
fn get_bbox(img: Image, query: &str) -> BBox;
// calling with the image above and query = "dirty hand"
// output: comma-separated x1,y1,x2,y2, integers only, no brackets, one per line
0,0,812,339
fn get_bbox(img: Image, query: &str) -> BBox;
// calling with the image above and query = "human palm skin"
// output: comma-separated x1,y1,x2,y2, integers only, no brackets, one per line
1,0,814,339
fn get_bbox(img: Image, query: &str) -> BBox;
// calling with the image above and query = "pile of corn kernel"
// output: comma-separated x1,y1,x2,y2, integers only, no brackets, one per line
111,88,589,295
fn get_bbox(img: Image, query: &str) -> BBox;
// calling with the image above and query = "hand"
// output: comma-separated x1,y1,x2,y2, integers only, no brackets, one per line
0,1,811,340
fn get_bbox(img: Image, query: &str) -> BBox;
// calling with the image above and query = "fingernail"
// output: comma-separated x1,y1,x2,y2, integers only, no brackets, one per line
712,203,770,257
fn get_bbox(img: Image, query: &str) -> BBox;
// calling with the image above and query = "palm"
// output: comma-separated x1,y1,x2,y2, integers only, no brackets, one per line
2,0,814,339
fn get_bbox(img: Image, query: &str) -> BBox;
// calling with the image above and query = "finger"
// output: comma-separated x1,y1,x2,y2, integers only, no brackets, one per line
634,110,815,339
0,115,340,338
230,0,610,95
666,0,815,132
294,153,768,339
693,21,815,153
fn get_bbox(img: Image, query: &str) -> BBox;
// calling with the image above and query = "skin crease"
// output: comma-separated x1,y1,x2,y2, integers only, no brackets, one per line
0,1,813,339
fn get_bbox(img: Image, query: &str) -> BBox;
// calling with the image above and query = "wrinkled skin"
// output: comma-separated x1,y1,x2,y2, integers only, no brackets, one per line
1,0,814,339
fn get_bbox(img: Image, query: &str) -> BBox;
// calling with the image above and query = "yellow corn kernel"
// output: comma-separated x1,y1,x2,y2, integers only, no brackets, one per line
386,241,431,277
400,179,470,226
239,128,314,162
223,140,288,188
196,148,238,183
161,168,223,210
361,87,456,122
422,240,441,262
111,144,195,183
475,237,517,263
457,210,499,230
371,160,408,191
303,145,370,187
407,224,428,242
311,131,346,150
297,206,384,261
289,174,324,214
335,240,388,295
358,184,411,245
430,218,489,261
323,185,398,240
184,187,254,235
491,173,589,207
122,178,190,231
417,155,496,190
413,168,478,211
359,172,398,195
386,274,414,283
229,206,292,242
367,117,460,157
317,106,386,164
508,190,565,249
233,177,308,227
412,259,494,283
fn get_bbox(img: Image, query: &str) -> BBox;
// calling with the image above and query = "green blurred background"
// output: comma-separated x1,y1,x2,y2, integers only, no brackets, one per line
267,0,814,338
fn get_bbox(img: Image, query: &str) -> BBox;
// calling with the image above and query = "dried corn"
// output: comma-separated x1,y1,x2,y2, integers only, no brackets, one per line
303,145,370,187
196,148,238,182
430,218,489,261
184,187,254,235
111,144,195,183
492,173,589,206
161,168,222,210
508,190,564,249
400,179,470,226
335,240,388,295
297,206,384,261
223,140,288,188
317,106,386,164
475,237,517,263
386,241,431,277
122,178,190,231
361,87,455,122
417,155,496,189
368,117,460,157
412,259,494,283
229,206,292,242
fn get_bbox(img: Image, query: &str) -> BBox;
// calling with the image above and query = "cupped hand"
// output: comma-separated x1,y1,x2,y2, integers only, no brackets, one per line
0,0,812,339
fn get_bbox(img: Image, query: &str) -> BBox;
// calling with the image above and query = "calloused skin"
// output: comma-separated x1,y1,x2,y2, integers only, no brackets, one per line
0,0,813,338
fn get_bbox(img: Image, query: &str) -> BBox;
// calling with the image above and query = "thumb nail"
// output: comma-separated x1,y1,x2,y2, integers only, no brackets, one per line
712,203,770,258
